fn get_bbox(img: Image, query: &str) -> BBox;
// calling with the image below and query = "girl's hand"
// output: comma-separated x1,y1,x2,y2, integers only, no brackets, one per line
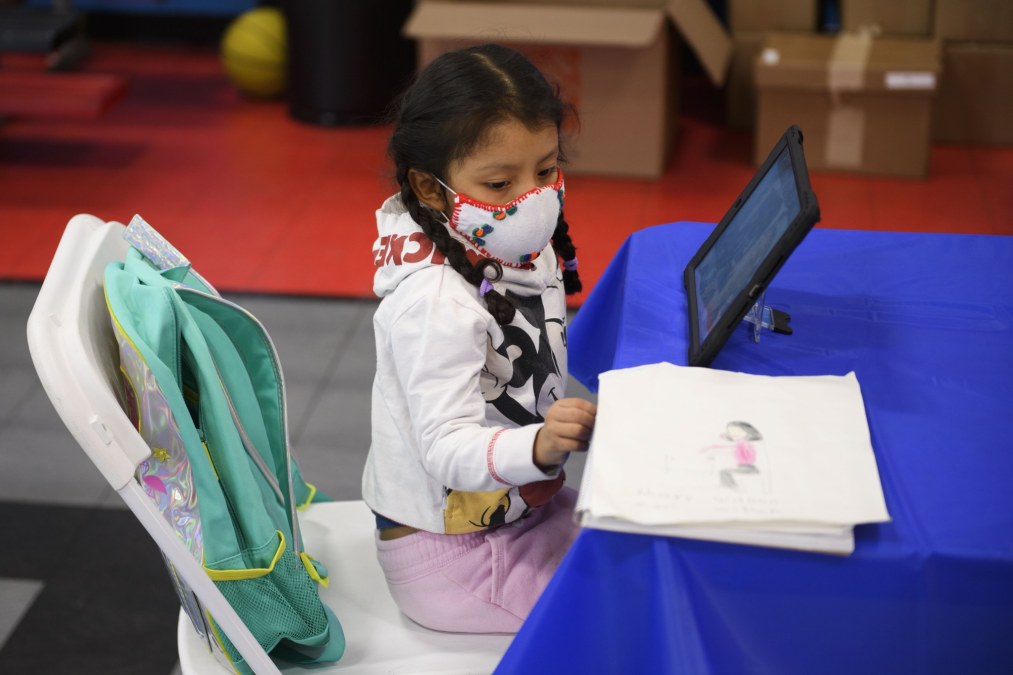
533,398,597,470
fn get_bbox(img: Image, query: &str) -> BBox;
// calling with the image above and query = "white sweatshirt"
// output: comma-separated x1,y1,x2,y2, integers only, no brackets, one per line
361,195,569,534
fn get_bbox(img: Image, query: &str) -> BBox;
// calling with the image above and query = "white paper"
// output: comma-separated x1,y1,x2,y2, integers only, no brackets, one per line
581,517,856,555
577,363,890,546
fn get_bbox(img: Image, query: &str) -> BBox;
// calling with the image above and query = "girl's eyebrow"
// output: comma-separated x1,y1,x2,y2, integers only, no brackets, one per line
476,162,519,172
477,148,560,172
539,148,559,164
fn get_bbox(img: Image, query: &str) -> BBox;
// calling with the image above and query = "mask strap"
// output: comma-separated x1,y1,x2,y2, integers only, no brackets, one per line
433,175,457,196
427,205,450,225
428,175,456,225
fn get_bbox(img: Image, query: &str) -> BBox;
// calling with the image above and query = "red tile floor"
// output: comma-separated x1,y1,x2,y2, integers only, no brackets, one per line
2,42,1011,301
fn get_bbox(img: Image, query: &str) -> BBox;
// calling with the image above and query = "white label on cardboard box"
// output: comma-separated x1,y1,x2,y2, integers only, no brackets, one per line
884,71,936,90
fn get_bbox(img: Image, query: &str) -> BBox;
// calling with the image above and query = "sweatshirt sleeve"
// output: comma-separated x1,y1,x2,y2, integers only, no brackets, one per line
388,290,555,491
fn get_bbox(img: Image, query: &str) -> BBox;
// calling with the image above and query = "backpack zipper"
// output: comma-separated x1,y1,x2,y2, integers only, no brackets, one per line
210,355,285,504
198,428,247,554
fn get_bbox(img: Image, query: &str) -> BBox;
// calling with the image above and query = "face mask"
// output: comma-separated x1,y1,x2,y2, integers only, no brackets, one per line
435,170,564,268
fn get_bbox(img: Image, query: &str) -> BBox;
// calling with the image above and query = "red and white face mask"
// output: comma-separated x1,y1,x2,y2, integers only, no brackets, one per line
435,170,564,267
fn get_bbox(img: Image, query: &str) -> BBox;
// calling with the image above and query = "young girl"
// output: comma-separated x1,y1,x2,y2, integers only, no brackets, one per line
361,44,597,634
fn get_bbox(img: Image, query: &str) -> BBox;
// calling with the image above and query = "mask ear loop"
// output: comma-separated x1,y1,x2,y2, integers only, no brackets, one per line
432,175,457,196
427,174,457,226
426,204,450,226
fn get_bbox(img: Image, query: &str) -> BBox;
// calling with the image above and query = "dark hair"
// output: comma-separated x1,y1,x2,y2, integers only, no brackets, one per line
726,421,763,441
387,44,581,325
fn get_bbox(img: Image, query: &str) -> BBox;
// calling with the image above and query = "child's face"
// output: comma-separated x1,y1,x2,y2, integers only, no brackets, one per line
444,118,560,206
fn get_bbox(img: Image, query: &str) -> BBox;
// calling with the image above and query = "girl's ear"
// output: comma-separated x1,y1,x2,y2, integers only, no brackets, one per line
407,168,449,214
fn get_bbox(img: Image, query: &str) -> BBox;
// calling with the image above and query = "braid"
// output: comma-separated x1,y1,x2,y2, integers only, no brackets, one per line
400,183,517,325
552,209,582,294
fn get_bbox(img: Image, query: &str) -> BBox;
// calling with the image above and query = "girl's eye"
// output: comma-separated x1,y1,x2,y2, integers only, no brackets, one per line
538,166,558,178
486,181,509,190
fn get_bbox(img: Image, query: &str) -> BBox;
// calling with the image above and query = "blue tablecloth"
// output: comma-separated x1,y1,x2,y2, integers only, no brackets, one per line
496,223,1013,674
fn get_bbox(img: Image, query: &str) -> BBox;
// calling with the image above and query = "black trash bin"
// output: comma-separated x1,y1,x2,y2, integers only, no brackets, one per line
283,0,415,125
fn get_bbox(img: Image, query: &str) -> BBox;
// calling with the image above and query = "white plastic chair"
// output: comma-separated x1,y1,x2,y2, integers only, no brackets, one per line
27,214,513,674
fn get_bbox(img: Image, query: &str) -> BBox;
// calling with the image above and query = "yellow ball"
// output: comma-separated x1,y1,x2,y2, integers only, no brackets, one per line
221,8,287,98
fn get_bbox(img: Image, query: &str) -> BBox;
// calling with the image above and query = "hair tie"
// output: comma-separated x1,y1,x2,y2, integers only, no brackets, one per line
562,257,579,272
479,278,494,297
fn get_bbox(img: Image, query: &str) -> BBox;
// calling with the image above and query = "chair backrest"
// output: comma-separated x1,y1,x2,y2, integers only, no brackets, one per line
27,214,282,674
27,214,144,487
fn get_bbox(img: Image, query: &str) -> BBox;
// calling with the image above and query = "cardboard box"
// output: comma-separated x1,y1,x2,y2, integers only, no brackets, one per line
726,31,765,129
754,33,941,178
935,0,1013,43
840,0,933,36
475,0,667,7
933,42,1013,144
403,0,732,178
727,0,818,33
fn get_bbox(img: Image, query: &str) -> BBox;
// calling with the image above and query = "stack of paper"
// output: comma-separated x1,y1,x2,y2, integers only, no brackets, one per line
575,363,890,555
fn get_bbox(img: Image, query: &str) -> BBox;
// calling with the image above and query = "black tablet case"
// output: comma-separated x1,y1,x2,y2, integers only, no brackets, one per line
684,125,821,367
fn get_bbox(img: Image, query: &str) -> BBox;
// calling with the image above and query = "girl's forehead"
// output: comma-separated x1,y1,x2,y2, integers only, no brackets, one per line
463,118,558,169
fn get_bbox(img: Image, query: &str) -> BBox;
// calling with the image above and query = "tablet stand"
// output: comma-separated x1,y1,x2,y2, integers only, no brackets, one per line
744,291,793,343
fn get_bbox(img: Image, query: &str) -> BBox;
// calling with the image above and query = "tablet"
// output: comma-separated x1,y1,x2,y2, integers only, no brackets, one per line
684,125,820,367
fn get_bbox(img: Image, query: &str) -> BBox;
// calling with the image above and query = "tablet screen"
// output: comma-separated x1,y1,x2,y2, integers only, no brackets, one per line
693,147,800,346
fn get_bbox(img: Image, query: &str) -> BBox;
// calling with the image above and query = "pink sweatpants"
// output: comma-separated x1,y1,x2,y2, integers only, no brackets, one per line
374,487,580,633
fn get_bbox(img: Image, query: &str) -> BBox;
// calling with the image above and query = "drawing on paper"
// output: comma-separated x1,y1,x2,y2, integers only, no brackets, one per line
701,421,771,493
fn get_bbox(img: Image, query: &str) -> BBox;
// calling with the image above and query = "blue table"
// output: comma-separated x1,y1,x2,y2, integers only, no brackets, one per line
496,223,1013,674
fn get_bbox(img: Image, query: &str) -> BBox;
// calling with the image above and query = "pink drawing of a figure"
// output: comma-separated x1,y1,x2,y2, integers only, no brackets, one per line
701,421,763,490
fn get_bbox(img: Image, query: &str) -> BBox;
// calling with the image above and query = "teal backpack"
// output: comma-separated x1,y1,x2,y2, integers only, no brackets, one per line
103,216,345,673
